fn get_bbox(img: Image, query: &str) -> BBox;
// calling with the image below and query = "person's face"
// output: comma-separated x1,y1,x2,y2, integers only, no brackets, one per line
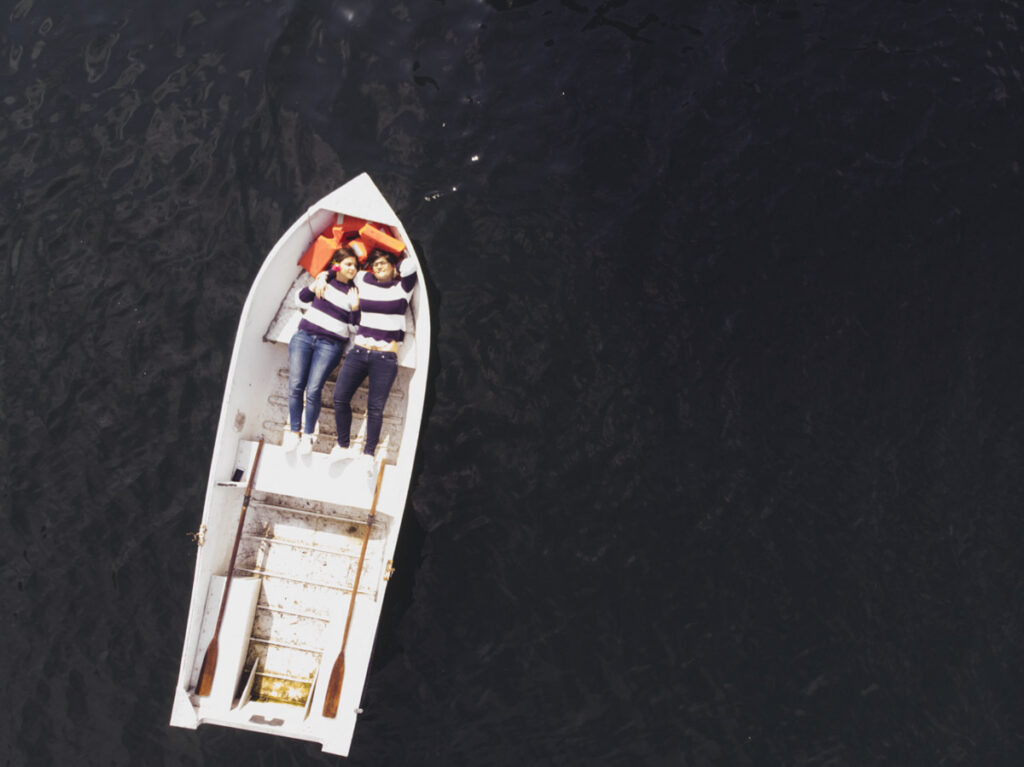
333,256,358,282
371,256,397,282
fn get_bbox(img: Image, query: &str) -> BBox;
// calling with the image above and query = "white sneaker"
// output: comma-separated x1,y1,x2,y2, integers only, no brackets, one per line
330,443,354,462
354,453,375,478
282,430,300,451
298,433,314,455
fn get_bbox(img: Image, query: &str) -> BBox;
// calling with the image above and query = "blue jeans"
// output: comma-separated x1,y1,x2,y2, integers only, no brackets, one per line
288,330,346,433
332,346,398,455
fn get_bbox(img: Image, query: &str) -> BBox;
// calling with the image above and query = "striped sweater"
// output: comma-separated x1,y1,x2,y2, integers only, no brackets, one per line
297,275,359,342
353,258,418,348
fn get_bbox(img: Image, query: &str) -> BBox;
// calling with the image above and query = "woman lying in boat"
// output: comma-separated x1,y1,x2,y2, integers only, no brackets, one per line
283,247,360,454
328,248,417,474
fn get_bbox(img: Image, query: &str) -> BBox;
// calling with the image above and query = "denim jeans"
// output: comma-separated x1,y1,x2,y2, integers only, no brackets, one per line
332,345,398,455
288,329,346,433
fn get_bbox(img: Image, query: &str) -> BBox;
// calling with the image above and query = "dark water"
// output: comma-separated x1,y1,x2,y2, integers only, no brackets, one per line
3,1,1024,764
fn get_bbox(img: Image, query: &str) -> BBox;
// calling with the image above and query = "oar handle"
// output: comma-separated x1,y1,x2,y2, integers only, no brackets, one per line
340,465,384,647
212,437,264,634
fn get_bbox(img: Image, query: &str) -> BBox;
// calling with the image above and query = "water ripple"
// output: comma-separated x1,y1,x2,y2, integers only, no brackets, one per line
3,1,1024,765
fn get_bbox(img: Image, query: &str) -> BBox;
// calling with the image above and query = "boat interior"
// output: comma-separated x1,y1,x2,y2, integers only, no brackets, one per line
185,254,417,729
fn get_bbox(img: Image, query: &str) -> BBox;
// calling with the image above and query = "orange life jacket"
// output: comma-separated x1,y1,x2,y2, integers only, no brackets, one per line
298,215,379,275
359,222,405,255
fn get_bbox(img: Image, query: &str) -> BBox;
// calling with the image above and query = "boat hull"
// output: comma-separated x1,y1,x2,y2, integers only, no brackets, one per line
170,174,429,756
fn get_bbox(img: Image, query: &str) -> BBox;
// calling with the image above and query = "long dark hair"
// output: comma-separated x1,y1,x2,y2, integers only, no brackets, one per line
331,246,360,265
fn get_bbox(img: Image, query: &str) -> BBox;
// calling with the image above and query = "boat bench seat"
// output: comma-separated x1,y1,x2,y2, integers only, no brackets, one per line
263,270,417,369
224,440,402,515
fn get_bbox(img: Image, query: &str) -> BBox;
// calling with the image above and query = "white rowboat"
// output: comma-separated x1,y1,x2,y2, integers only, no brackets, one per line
169,174,429,756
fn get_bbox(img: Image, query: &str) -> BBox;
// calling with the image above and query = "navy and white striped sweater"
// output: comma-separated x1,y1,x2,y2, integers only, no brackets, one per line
297,276,360,342
353,258,418,348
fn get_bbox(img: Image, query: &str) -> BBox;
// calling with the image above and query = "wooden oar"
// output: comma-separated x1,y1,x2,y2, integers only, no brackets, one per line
196,437,265,697
322,461,386,718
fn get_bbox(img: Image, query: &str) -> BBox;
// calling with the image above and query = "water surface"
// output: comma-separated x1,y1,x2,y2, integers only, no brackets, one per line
3,1,1023,764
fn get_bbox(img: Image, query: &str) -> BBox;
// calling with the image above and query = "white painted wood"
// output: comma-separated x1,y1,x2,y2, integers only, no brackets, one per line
170,174,429,758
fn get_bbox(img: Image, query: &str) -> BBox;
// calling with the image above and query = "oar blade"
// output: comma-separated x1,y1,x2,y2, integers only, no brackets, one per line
195,438,263,700
196,638,218,696
321,652,345,718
